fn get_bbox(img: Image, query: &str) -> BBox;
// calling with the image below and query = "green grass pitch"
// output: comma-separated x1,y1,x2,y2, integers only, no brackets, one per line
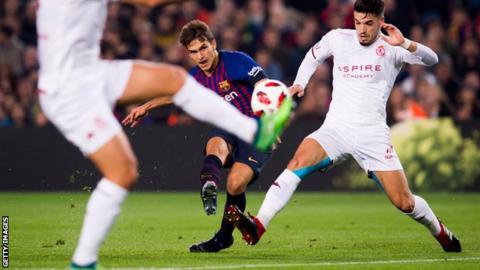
1,192,479,269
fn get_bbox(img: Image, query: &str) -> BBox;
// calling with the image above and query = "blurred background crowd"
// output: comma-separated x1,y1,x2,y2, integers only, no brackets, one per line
0,0,479,128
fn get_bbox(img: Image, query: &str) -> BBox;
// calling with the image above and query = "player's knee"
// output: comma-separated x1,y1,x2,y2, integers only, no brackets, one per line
125,160,139,184
205,145,228,160
170,65,187,80
286,158,301,170
115,157,139,188
394,195,415,213
286,156,332,179
166,65,187,94
226,174,248,195
287,156,319,171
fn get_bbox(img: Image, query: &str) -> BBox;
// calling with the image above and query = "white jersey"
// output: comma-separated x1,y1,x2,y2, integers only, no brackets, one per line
294,29,438,126
37,0,111,94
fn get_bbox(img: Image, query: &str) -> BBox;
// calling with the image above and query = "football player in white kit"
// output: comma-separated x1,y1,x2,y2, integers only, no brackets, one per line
36,0,292,268
227,0,461,253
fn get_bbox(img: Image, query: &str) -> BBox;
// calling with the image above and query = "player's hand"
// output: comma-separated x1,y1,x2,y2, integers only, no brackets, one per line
380,23,405,46
122,106,149,128
271,136,282,151
288,84,305,97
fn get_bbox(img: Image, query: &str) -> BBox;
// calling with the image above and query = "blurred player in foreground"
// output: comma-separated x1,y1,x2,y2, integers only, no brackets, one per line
227,0,461,253
123,20,277,252
36,0,292,268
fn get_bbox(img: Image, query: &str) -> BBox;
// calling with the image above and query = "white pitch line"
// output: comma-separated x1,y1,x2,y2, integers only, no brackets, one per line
34,257,480,270
118,257,480,270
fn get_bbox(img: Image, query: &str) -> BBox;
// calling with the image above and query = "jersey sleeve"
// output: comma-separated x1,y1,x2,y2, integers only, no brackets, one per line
310,29,335,63
188,67,197,77
293,30,335,88
394,43,439,67
229,52,267,86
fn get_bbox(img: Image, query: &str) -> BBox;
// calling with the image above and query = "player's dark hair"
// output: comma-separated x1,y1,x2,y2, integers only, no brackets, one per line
354,0,384,17
179,20,215,47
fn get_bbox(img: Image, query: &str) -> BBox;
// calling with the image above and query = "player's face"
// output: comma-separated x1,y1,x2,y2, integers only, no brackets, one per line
186,39,218,74
353,11,384,46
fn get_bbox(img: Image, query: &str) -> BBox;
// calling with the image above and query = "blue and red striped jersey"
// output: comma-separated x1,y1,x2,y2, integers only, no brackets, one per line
189,50,267,118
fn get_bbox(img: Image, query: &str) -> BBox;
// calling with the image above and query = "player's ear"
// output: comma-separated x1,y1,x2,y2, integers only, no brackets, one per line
211,39,217,50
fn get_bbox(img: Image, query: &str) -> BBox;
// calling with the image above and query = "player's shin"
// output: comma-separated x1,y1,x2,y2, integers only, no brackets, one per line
406,195,441,235
72,179,128,266
257,158,332,228
221,192,246,235
200,155,222,186
172,76,257,143
200,155,223,215
405,195,461,252
256,170,301,228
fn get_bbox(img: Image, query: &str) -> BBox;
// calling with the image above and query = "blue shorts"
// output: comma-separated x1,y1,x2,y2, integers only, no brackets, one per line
206,128,271,181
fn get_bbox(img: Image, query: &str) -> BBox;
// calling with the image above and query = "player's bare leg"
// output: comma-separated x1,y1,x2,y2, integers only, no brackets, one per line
374,170,461,252
71,132,137,268
118,61,185,103
119,61,292,150
228,138,333,245
226,163,254,195
191,162,254,252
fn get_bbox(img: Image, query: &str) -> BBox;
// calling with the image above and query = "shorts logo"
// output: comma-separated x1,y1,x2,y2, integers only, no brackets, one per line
376,45,385,57
385,145,394,160
86,131,95,140
218,80,231,92
248,156,259,164
86,117,107,140
95,117,107,129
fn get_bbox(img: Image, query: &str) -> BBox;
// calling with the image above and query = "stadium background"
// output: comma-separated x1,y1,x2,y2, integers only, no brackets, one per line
0,0,479,191
1,1,480,269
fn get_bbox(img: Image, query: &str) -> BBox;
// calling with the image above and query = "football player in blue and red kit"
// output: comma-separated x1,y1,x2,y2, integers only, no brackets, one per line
123,20,277,252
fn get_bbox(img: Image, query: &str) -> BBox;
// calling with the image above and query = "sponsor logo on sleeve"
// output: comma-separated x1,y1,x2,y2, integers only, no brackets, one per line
248,66,263,77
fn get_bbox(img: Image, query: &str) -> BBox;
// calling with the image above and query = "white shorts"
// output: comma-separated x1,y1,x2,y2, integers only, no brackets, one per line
306,121,403,173
39,60,133,155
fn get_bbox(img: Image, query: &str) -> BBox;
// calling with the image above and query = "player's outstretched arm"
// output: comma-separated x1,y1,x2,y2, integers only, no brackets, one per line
381,23,438,66
122,96,172,127
290,53,318,97
121,0,188,8
291,30,334,97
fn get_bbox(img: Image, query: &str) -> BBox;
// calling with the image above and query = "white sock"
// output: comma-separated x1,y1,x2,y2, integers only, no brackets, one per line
72,179,128,265
173,75,257,143
406,195,441,235
257,170,301,228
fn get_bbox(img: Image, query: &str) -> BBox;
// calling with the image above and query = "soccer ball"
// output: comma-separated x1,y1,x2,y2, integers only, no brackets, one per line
251,79,289,116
